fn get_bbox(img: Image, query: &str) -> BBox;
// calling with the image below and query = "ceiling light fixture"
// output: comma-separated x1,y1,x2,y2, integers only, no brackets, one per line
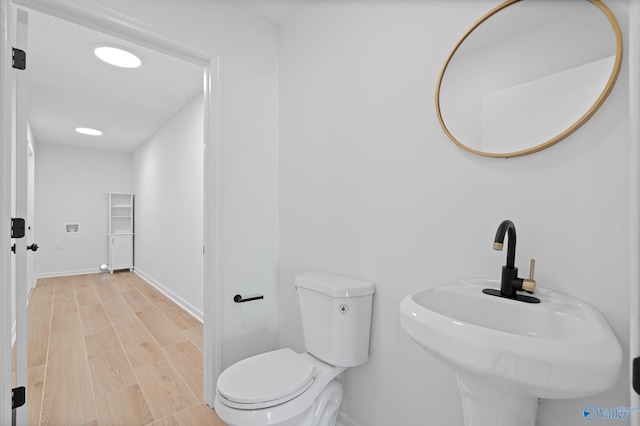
94,46,141,68
75,127,103,136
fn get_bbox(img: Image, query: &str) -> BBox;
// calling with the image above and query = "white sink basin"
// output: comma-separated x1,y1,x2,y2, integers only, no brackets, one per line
400,278,622,426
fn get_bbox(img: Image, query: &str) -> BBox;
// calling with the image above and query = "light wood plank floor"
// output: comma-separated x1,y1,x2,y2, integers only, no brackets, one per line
15,271,227,426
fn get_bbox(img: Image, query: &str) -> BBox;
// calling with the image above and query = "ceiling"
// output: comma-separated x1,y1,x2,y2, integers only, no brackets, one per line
27,10,204,153
227,0,305,26
26,1,305,153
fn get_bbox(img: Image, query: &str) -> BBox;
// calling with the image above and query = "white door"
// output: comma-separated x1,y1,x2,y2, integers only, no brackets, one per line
12,8,30,426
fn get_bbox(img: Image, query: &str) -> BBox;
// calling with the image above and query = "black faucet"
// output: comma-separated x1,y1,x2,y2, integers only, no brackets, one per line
483,220,540,303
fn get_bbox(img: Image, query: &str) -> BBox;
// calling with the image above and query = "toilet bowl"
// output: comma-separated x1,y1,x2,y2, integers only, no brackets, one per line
214,349,346,426
214,271,375,426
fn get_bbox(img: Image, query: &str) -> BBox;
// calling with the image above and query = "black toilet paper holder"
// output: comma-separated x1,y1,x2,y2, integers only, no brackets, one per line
233,294,264,303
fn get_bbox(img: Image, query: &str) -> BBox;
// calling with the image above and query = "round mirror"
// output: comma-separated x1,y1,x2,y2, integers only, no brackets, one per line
435,0,622,158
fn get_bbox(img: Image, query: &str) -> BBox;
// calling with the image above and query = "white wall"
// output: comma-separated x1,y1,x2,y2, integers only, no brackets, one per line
34,143,132,276
133,94,204,318
629,0,640,416
279,1,631,425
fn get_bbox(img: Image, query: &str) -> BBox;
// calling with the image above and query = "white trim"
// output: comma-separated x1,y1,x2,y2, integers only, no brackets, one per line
13,0,210,65
14,3,28,330
35,268,107,278
0,0,13,423
9,0,223,410
134,268,203,323
14,12,29,423
203,56,223,405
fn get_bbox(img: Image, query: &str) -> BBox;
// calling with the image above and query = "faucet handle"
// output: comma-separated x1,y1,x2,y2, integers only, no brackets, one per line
523,259,536,292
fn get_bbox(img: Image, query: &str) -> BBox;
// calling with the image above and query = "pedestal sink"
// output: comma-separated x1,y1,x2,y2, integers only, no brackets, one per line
399,278,622,426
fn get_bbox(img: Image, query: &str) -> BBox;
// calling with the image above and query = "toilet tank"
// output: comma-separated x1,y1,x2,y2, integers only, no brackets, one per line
295,271,375,367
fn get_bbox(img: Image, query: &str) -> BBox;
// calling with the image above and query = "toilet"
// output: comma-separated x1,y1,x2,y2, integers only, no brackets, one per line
214,271,375,426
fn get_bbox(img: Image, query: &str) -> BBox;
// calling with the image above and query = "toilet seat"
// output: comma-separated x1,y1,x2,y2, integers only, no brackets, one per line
217,348,317,410
214,352,347,426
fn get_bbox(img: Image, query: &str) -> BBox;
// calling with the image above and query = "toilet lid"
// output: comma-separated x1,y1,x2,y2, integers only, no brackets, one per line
217,348,317,409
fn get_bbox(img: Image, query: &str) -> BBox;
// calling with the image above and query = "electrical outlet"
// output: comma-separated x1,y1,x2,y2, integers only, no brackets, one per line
55,241,61,249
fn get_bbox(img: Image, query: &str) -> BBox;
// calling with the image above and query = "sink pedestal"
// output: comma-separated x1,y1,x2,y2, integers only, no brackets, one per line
457,374,537,426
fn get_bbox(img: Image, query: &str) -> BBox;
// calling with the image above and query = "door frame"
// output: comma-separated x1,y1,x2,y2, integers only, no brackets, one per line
631,2,640,424
1,0,14,423
0,0,223,420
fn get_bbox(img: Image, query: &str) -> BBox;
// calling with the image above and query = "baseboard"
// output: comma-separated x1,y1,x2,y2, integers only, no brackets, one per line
34,267,203,323
35,267,102,279
134,268,203,323
337,411,359,426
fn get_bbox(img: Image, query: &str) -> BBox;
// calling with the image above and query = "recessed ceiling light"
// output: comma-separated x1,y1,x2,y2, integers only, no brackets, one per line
75,127,103,136
94,46,141,68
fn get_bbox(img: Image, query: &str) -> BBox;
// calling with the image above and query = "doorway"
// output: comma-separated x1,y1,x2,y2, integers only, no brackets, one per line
7,0,223,421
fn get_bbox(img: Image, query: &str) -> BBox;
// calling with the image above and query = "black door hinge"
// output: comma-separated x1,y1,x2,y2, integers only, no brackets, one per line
12,48,26,70
11,386,25,409
11,218,25,239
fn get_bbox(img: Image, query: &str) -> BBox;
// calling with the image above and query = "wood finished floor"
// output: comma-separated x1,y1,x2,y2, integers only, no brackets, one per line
15,271,227,426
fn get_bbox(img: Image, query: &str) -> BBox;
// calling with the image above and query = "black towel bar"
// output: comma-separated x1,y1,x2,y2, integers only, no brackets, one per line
234,294,264,303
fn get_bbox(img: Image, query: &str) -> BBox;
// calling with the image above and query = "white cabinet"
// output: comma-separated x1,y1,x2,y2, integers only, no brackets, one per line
108,192,133,272
110,234,133,271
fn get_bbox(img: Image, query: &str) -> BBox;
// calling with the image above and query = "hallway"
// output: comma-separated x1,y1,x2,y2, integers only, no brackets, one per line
15,271,225,425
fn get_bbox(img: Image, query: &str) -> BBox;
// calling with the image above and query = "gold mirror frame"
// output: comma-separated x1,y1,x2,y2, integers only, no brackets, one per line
435,0,623,158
